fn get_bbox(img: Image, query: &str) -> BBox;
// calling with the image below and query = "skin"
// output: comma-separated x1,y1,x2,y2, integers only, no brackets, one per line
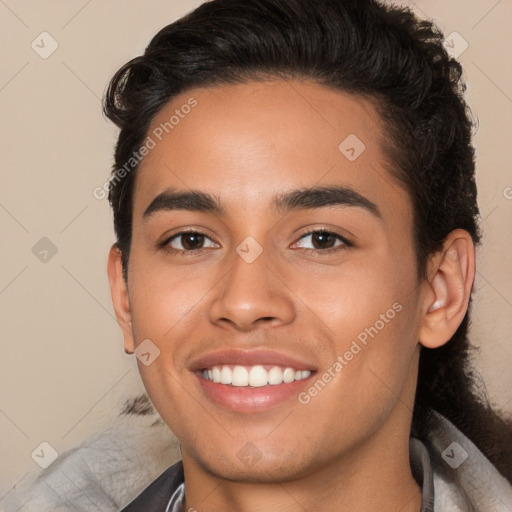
108,79,475,512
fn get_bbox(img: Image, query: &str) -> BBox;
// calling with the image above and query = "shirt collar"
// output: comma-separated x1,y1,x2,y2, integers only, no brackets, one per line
164,481,184,512
410,437,435,512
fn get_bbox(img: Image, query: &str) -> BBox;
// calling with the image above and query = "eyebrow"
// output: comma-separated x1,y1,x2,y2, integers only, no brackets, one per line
143,185,381,220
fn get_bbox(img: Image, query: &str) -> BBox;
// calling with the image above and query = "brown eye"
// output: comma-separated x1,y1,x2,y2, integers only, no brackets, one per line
310,231,337,249
295,230,349,251
181,233,204,250
167,232,216,251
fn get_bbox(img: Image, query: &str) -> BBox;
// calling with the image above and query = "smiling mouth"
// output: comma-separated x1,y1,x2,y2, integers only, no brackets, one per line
200,364,312,387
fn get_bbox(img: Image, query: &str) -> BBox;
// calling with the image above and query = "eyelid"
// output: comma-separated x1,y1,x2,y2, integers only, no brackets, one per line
160,226,215,243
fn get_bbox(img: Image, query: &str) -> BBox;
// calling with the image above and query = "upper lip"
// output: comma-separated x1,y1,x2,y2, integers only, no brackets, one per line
189,349,317,372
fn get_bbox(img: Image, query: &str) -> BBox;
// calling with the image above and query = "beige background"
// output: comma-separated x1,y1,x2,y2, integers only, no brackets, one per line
0,0,511,501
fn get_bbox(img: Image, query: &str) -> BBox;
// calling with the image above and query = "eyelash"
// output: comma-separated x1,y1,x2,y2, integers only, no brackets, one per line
161,229,352,256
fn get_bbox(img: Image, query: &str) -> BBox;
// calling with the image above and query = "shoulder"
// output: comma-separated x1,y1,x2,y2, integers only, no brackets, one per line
425,412,512,511
2,396,180,512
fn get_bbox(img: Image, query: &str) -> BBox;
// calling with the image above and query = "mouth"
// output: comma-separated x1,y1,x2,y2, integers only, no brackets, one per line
190,350,316,412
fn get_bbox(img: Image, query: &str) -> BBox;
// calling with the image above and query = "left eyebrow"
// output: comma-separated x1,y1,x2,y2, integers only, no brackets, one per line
142,185,381,220
272,186,382,219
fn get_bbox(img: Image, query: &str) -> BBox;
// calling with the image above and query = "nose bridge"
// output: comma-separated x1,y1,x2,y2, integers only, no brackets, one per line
209,242,295,330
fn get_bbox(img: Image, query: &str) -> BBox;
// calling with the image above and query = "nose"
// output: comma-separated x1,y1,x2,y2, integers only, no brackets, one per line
209,249,296,332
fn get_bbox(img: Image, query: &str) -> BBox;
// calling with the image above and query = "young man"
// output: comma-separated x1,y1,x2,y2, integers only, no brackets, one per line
104,0,512,510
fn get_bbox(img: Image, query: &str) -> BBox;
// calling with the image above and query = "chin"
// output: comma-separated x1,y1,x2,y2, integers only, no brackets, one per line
193,445,321,484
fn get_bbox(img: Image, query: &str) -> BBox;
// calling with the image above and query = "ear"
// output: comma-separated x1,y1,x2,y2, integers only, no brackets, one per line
419,229,476,349
107,244,135,354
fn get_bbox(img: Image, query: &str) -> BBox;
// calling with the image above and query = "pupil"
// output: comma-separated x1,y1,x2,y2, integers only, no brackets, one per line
312,232,334,249
182,233,204,250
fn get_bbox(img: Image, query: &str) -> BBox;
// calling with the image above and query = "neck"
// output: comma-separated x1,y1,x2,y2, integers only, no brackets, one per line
182,410,422,512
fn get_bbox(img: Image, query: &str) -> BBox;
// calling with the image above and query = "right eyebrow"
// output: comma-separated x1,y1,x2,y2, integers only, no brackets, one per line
143,188,226,220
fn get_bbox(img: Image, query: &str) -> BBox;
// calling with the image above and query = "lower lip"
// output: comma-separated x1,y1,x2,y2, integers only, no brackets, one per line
196,372,314,413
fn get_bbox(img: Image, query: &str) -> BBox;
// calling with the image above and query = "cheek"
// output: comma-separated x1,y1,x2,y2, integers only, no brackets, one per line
290,252,415,339
128,252,212,342
296,277,419,446
294,250,421,397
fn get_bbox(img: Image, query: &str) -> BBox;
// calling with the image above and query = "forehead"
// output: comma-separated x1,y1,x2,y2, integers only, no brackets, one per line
132,79,410,220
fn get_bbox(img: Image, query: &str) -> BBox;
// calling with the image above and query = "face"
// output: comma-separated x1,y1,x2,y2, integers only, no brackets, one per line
118,80,427,482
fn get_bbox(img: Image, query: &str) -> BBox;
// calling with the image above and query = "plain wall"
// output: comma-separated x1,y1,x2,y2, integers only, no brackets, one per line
1,0,511,499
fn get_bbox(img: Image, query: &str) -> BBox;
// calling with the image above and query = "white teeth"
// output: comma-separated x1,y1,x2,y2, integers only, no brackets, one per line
220,366,232,384
282,367,295,383
232,366,249,386
268,366,283,385
202,365,312,387
248,365,268,387
212,367,221,383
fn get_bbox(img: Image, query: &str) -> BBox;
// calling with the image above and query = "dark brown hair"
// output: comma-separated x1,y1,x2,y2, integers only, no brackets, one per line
103,0,512,481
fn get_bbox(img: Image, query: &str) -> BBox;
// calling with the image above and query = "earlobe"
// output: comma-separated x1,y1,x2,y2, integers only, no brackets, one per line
107,244,135,354
419,230,475,349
